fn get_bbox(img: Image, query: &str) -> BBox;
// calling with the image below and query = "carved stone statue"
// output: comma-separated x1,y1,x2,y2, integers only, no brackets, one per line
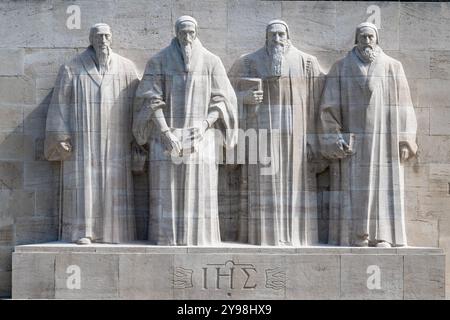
44,23,139,245
132,16,238,245
319,22,417,247
229,20,324,246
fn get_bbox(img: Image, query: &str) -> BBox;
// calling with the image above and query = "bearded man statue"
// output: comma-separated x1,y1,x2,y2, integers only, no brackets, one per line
229,20,324,246
319,22,418,247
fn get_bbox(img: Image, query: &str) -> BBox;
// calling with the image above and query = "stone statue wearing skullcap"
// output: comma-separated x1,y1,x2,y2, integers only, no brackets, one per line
319,22,417,247
45,23,139,244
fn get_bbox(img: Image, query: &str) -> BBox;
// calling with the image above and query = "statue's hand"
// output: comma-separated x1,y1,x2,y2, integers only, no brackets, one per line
400,145,410,162
59,141,72,153
243,89,263,105
162,130,182,156
187,120,209,140
333,138,350,159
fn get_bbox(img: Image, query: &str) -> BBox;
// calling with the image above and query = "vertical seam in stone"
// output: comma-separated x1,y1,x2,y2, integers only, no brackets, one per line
402,254,405,300
437,218,440,248
117,254,120,299
333,1,337,52
339,254,342,299
397,1,400,52
225,0,229,68
53,255,56,299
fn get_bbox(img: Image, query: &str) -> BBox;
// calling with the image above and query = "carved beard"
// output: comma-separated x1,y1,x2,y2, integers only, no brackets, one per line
96,47,110,74
180,43,192,72
358,45,379,63
267,41,288,77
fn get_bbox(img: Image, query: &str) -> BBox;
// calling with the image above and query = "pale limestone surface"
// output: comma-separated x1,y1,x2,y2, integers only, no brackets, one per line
11,243,445,300
229,20,323,246
44,23,139,244
0,49,24,76
132,16,238,246
0,0,450,298
319,23,417,247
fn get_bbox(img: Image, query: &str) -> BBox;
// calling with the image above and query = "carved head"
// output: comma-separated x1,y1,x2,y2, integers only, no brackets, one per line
265,20,290,77
89,23,112,54
266,20,290,48
354,23,380,63
175,15,198,46
355,22,379,49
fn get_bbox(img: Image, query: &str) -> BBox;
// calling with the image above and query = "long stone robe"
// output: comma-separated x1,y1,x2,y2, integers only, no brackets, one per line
45,47,138,243
132,38,238,246
229,45,323,246
319,48,417,246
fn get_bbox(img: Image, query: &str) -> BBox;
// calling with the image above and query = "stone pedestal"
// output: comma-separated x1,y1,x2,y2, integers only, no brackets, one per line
12,242,445,299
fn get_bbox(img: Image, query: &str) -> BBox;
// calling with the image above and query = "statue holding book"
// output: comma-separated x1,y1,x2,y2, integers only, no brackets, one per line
319,22,417,247
132,16,238,245
229,20,324,246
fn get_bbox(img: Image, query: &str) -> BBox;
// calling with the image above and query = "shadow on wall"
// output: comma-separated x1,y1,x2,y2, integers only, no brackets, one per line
15,90,59,246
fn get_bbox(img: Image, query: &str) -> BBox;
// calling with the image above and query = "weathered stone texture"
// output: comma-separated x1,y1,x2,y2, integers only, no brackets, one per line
0,49,24,76
0,0,450,298
11,245,445,299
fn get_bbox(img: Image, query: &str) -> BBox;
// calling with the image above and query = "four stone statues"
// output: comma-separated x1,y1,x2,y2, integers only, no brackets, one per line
45,18,417,247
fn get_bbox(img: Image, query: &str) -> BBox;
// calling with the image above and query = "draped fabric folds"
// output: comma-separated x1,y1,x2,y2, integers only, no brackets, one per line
45,47,138,243
319,48,417,246
132,38,238,245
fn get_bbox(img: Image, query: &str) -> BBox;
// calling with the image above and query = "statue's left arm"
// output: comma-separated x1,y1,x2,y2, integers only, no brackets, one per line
44,65,73,161
308,56,326,160
395,62,418,159
208,56,239,148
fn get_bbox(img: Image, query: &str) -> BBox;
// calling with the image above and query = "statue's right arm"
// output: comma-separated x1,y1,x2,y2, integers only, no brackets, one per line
44,65,73,161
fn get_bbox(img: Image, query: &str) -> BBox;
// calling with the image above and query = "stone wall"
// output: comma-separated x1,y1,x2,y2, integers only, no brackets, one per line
0,0,449,298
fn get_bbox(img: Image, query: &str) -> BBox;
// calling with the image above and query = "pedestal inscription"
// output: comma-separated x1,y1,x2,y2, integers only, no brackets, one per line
12,244,445,300
172,261,286,291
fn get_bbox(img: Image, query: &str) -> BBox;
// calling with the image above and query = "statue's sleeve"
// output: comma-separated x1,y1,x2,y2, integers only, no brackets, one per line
132,57,165,145
44,64,73,161
228,56,248,91
228,55,257,131
126,61,140,142
318,62,344,159
395,62,418,155
307,56,326,157
210,56,239,148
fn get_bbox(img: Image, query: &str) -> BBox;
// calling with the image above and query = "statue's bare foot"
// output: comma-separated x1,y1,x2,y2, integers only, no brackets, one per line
376,241,392,248
76,237,92,245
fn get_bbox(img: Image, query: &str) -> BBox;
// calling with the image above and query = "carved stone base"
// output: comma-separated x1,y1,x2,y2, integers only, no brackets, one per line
12,243,445,299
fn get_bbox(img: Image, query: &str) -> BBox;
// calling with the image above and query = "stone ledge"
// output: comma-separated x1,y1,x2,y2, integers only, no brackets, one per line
12,242,445,300
13,241,444,255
